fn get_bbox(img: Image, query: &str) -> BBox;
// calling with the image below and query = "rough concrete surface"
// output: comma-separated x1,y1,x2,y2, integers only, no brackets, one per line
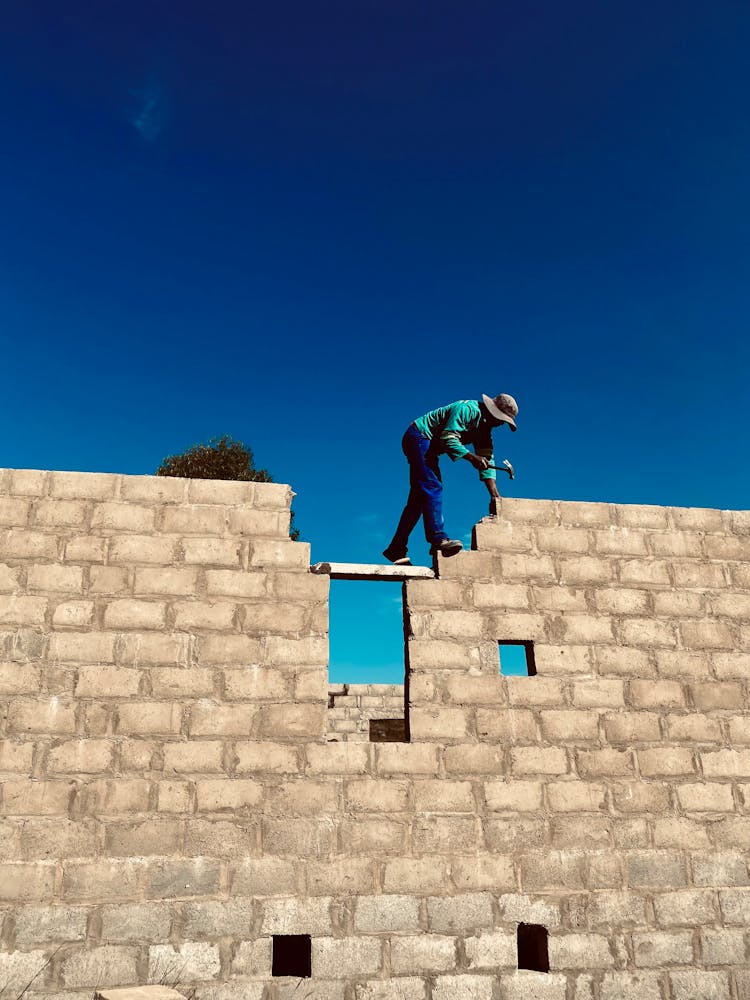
0,471,748,997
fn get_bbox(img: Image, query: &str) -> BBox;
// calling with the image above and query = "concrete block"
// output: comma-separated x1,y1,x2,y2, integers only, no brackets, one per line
691,681,743,710
549,933,614,969
540,710,599,741
432,975,495,1000
148,942,221,982
6,469,47,495
594,527,648,555
266,779,337,815
627,851,687,887
248,539,310,567
144,858,222,899
500,553,556,582
189,702,254,737
118,701,183,735
100,903,173,942
409,706,469,740
261,817,335,857
681,620,735,650
633,930,694,966
354,894,420,932
230,938,272,978
62,945,139,987
598,973,663,1000
693,852,749,886
473,521,534,552
92,502,155,532
256,703,325,739
701,928,746,965
451,855,515,891
134,567,199,595
383,858,448,894
340,817,408,854
427,892,493,933
668,971,731,1000
312,936,382,977
620,617,677,648
558,556,612,585
173,600,235,629
586,891,646,927
676,782,735,812
110,535,178,565
0,662,42,694
653,889,716,925
306,858,377,895
0,950,51,994
181,537,241,566
547,781,606,812
231,857,297,895
604,712,660,743
235,741,301,774
500,973,567,999
484,780,543,811
205,570,267,598
354,980,426,1000
390,934,456,974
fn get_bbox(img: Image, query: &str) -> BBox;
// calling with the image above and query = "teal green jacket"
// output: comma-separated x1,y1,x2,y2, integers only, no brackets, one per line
414,399,496,481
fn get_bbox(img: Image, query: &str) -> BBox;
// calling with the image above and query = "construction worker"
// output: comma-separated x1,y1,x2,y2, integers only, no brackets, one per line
383,393,518,565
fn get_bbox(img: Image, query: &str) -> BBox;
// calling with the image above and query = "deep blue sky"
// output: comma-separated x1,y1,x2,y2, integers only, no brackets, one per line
2,2,748,681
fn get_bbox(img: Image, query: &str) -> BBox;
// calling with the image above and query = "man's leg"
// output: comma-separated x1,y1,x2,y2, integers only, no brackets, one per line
384,429,427,558
419,444,448,547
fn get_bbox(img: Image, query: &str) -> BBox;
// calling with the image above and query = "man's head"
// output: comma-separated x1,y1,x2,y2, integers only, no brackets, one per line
482,393,518,431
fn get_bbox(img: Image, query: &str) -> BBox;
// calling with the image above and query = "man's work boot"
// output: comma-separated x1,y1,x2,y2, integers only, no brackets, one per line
430,539,463,557
382,547,412,566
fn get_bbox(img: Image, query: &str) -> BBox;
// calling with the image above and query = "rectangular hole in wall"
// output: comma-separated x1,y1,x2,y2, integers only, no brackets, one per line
369,718,407,742
272,934,312,977
499,640,536,676
517,922,549,972
328,580,410,742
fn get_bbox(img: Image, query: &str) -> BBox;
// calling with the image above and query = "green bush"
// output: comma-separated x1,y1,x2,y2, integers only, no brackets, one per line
156,435,300,541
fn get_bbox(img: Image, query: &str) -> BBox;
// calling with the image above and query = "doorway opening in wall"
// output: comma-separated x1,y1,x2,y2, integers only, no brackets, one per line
328,579,409,743
499,641,536,677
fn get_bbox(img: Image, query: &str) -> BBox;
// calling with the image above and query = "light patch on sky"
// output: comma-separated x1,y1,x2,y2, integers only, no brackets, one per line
354,511,388,545
128,83,167,140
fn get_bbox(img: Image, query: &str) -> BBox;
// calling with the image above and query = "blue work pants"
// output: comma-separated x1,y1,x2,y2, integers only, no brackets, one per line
387,424,448,553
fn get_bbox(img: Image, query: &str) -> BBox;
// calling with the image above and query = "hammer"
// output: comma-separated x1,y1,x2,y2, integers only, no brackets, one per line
486,459,515,480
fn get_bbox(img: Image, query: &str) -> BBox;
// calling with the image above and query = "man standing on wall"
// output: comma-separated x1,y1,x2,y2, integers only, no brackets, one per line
383,393,518,565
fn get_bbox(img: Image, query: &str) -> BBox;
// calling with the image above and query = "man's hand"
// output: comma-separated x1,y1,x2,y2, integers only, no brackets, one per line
466,453,489,471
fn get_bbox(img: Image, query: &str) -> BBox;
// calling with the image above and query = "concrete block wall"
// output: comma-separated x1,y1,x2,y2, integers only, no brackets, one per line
0,472,748,998
405,497,750,999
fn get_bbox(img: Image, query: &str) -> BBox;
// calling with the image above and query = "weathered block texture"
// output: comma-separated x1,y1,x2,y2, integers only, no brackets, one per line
0,472,748,996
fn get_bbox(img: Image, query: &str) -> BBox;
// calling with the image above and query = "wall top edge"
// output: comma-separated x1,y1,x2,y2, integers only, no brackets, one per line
0,468,293,509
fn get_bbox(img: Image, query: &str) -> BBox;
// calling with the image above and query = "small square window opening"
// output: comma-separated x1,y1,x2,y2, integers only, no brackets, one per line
499,641,536,676
272,934,312,977
517,922,549,972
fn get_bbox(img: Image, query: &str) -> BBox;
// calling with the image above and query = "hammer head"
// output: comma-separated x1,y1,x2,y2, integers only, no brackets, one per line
503,459,515,480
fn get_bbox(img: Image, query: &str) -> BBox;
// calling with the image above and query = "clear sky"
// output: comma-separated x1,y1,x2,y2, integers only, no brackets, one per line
2,2,748,682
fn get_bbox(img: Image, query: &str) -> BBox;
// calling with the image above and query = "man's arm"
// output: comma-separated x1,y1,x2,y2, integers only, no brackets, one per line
463,453,501,515
485,476,501,517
